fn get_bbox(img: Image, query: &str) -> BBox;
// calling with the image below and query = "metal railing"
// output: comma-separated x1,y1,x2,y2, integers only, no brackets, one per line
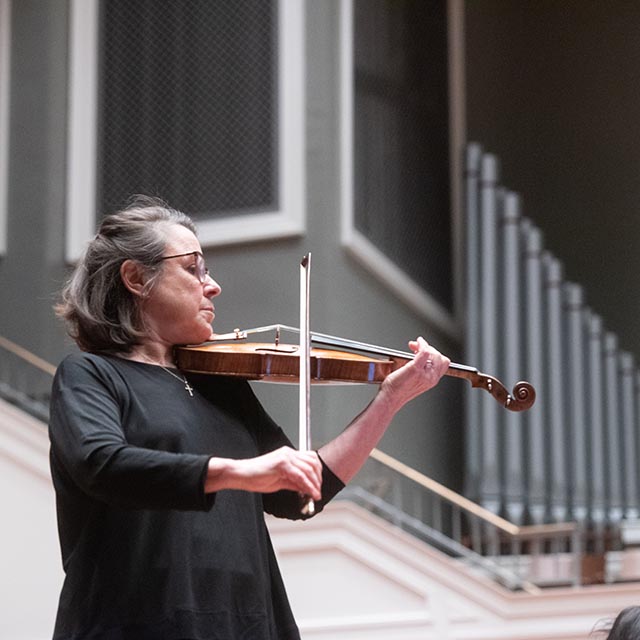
0,335,55,422
344,448,582,592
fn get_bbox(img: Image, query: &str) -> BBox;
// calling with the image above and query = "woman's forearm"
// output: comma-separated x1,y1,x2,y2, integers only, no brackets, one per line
317,389,398,484
204,447,323,499
318,337,450,484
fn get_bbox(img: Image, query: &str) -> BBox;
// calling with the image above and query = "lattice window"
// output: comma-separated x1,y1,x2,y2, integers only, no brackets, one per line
99,0,276,219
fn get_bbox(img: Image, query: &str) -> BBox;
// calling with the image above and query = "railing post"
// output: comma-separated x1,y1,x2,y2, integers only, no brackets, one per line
572,525,584,587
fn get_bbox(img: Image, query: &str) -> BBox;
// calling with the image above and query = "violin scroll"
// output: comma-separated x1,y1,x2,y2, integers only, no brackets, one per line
509,380,536,412
464,370,536,412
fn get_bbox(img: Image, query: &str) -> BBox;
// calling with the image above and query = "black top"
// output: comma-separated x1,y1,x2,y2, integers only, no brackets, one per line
48,353,344,640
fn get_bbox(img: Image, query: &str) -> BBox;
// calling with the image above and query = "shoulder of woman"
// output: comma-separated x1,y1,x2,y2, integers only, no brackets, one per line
54,352,126,389
57,350,110,372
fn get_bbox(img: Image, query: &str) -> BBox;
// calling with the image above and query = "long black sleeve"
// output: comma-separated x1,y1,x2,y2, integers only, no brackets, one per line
50,353,213,511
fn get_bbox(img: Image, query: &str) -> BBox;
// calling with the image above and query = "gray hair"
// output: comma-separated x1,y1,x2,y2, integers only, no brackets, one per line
56,195,197,354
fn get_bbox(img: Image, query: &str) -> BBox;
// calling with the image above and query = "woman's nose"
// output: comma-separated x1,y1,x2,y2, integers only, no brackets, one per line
203,274,221,297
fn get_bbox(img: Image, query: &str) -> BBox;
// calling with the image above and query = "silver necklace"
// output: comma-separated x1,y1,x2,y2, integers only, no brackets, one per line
136,353,194,396
158,365,194,397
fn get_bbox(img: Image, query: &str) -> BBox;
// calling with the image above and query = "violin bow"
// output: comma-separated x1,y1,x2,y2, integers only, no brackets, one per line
299,255,315,515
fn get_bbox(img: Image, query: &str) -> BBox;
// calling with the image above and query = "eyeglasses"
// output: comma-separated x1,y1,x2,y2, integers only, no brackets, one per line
159,251,210,284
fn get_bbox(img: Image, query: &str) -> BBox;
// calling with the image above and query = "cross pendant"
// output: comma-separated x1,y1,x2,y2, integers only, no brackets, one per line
184,380,194,397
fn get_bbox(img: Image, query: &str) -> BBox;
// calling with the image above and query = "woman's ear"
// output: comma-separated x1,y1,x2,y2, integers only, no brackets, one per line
120,259,148,297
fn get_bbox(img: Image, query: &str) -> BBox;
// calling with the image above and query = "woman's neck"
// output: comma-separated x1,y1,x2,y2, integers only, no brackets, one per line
127,344,176,368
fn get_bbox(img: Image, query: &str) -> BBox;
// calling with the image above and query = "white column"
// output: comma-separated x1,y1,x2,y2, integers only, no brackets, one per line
478,153,501,513
501,192,524,524
543,254,568,522
586,313,606,530
563,283,588,522
464,143,483,502
523,222,546,524
604,333,623,522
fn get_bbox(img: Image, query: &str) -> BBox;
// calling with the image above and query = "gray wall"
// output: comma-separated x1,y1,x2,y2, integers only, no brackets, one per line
2,1,69,364
466,0,640,359
0,1,463,489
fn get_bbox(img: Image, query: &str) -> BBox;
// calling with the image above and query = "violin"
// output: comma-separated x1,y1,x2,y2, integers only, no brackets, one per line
177,256,535,518
174,324,536,412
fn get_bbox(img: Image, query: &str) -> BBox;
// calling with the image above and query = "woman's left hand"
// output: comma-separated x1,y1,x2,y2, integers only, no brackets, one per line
378,337,450,411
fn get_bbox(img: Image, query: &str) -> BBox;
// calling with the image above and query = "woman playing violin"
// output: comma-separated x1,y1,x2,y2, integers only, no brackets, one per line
49,195,450,640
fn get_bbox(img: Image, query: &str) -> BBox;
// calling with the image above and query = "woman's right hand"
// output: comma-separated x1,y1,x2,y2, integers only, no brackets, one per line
205,446,322,500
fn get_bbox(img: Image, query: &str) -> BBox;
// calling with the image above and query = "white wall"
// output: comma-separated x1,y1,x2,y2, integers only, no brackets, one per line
269,501,639,640
0,399,63,640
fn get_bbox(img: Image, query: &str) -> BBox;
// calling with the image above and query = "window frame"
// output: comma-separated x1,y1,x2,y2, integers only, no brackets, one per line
339,0,465,339
0,0,10,256
66,0,305,263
